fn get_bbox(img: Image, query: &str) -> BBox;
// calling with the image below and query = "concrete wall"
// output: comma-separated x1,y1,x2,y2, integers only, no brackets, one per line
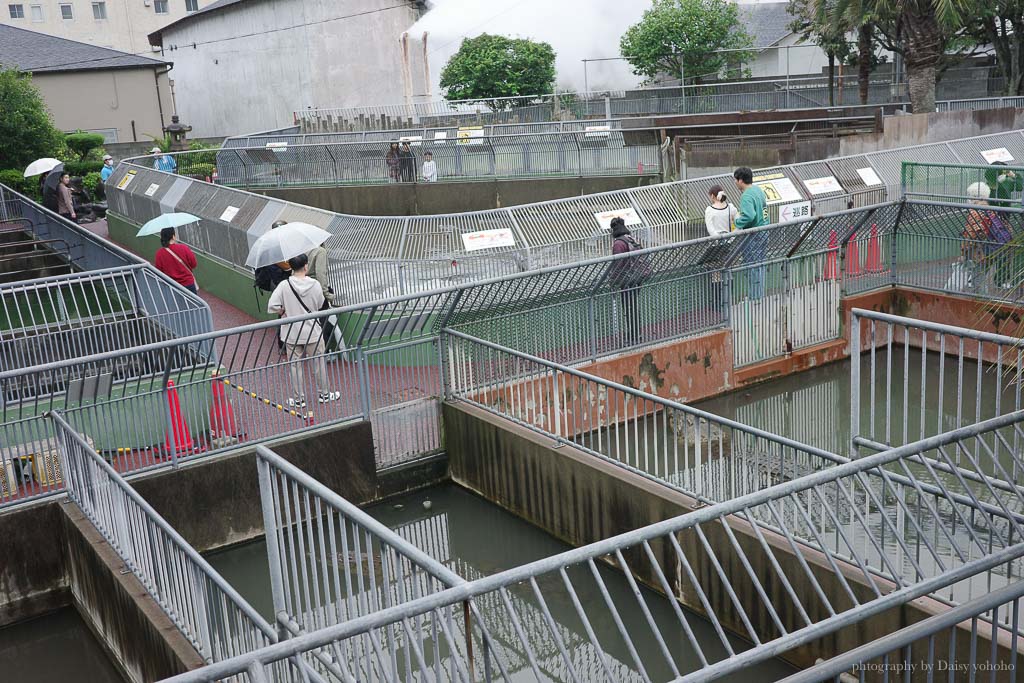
32,68,174,144
0,499,68,626
0,0,215,54
445,401,1022,675
158,0,423,137
839,108,1024,159
258,174,660,215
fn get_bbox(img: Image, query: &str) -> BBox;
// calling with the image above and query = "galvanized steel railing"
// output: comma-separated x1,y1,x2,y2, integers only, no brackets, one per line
106,130,1024,305
158,410,1024,682
50,410,278,664
903,161,1024,206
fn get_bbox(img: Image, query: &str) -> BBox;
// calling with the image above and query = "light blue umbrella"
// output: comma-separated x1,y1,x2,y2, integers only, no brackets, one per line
136,213,201,237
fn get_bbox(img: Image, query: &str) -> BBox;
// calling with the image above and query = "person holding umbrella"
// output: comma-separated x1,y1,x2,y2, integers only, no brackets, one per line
267,253,340,408
155,227,199,294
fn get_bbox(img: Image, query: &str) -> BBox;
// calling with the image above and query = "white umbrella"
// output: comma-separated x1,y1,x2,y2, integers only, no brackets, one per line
23,158,62,178
245,222,332,269
137,212,201,237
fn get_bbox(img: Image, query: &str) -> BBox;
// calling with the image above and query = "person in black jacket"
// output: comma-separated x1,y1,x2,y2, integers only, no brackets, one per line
399,142,416,183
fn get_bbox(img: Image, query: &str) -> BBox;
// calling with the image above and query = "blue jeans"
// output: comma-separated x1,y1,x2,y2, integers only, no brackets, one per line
740,232,767,300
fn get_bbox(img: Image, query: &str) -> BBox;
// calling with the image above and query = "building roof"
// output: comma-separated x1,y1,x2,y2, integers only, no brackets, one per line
0,24,168,73
149,0,250,45
737,2,796,49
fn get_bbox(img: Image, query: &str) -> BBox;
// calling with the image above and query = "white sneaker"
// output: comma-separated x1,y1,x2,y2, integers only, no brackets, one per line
318,391,340,403
287,398,306,409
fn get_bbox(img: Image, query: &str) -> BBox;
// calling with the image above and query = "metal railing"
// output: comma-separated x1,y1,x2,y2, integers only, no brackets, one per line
779,577,1024,682
290,68,1008,133
51,410,278,663
903,161,1024,206
159,410,1024,682
106,130,1024,304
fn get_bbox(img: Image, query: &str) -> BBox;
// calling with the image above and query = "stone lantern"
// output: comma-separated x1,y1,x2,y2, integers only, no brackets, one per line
165,115,192,152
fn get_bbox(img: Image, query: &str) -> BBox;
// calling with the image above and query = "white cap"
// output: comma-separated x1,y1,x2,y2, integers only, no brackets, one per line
102,154,113,161
966,182,991,199
150,147,162,153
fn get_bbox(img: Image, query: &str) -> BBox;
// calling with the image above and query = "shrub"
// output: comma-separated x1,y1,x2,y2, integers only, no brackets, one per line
63,160,104,177
0,169,42,201
188,140,219,166
81,171,103,199
65,130,106,161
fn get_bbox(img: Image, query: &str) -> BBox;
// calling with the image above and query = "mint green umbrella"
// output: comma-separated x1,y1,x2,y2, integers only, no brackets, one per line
137,213,200,237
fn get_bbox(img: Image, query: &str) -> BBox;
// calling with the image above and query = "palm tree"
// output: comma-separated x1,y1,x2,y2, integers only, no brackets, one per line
819,0,971,112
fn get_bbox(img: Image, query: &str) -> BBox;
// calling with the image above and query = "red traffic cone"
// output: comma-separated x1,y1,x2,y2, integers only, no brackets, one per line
866,223,883,273
165,379,193,454
824,229,838,280
846,234,862,277
209,374,240,441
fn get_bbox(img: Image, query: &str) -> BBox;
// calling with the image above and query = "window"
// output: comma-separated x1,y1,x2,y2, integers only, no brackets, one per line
30,3,41,20
91,1,104,18
153,0,167,13
59,3,73,19
8,4,24,18
184,0,197,11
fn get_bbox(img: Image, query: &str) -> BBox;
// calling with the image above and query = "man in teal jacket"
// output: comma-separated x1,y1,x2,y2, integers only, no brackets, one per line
734,167,769,298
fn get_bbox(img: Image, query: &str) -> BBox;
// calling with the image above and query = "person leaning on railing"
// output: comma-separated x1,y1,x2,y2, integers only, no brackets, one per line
986,162,1023,209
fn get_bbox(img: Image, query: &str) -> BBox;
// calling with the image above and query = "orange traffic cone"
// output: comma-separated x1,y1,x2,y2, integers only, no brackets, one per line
824,229,838,280
165,379,193,454
209,374,240,441
865,223,883,273
846,234,862,277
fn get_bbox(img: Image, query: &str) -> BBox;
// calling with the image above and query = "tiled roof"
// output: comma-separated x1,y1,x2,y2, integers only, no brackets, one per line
738,2,796,49
0,24,167,73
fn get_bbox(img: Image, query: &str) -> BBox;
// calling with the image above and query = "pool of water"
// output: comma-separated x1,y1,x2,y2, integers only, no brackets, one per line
207,484,797,682
0,608,124,683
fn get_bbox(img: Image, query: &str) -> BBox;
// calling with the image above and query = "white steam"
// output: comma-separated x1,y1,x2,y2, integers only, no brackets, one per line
408,0,652,95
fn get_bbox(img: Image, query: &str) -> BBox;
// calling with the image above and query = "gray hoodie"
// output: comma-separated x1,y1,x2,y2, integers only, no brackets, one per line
267,275,325,345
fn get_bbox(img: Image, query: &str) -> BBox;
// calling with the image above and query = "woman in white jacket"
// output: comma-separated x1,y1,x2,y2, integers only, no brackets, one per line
704,185,736,237
267,253,340,408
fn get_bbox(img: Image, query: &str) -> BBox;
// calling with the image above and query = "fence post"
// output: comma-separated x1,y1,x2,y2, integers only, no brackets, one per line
850,310,861,458
256,452,291,642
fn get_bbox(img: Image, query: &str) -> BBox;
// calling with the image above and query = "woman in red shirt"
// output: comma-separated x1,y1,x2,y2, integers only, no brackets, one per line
154,227,199,294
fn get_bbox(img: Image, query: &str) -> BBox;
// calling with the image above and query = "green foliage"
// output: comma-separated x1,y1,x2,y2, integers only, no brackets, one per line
964,0,1024,95
0,168,41,200
0,69,65,172
63,160,104,176
619,0,754,83
188,140,219,166
65,130,106,161
440,34,556,103
146,133,172,153
81,171,103,198
182,162,215,180
788,0,853,64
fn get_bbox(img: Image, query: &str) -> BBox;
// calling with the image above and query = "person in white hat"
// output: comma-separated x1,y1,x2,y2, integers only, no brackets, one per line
100,154,115,183
151,146,177,174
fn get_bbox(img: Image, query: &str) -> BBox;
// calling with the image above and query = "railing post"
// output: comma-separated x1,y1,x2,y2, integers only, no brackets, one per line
850,310,861,458
355,346,373,423
256,452,290,642
587,295,598,361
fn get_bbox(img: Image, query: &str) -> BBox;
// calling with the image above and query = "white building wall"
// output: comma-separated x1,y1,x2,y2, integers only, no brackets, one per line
159,0,422,137
747,38,832,79
0,0,215,54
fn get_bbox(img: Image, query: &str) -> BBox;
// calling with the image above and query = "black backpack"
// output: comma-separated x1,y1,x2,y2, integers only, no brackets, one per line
254,264,289,293
611,236,654,288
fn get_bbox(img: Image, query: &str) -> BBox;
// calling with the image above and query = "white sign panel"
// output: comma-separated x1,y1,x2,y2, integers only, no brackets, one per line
457,127,484,145
585,125,611,138
399,135,423,147
780,201,812,223
593,208,642,231
856,167,883,187
219,206,240,223
461,228,516,252
803,175,843,195
755,177,802,204
144,183,160,197
266,142,288,152
981,147,1015,164
433,131,448,142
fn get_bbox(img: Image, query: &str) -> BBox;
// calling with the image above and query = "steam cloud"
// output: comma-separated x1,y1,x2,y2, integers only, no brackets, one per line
408,0,652,95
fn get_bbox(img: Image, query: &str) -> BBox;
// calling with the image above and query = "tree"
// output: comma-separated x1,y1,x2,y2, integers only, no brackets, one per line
966,0,1024,96
619,0,754,85
439,34,556,104
789,0,853,105
0,69,64,172
823,0,973,113
65,130,105,161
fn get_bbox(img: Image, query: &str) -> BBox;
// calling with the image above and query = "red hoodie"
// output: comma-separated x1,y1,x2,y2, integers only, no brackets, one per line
155,243,198,287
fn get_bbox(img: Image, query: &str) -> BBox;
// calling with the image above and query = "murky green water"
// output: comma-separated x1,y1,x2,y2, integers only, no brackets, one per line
0,608,123,683
207,484,797,682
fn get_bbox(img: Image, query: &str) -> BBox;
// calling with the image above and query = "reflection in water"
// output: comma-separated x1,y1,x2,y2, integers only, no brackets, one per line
0,608,124,683
207,485,797,682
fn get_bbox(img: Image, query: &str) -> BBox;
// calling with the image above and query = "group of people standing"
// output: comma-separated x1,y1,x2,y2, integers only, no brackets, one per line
960,162,1023,291
385,142,437,183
